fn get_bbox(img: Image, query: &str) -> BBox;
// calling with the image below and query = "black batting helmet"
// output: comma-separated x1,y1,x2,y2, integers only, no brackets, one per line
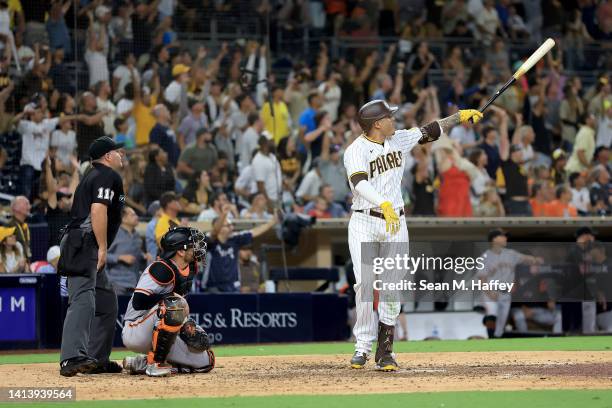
357,99,398,132
160,227,207,261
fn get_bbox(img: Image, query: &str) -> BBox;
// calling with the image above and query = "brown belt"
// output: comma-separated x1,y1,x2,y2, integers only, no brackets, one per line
355,208,405,220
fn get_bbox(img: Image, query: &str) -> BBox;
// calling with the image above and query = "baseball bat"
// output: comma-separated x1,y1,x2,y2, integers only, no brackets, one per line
478,38,556,113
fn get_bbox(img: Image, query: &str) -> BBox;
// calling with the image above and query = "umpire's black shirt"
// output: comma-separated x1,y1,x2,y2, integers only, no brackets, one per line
68,162,125,245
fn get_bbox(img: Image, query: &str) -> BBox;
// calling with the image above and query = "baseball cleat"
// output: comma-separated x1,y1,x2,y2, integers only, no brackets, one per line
375,353,399,372
123,355,148,375
145,362,173,377
60,356,98,377
350,351,369,369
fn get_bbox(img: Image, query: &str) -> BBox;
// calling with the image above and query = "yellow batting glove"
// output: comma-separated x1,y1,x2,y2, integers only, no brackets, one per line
380,201,400,235
459,109,483,124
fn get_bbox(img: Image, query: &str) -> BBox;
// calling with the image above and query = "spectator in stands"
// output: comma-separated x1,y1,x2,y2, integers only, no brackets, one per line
551,148,568,185
48,47,71,95
198,191,238,222
303,110,332,162
106,207,146,296
239,193,273,220
406,41,438,89
234,162,258,209
95,80,116,137
468,148,493,205
479,111,506,179
590,165,612,215
75,91,106,161
131,67,160,146
449,121,477,151
303,184,347,218
209,151,233,193
296,158,323,204
569,172,591,216
543,185,578,217
238,245,262,293
205,209,276,292
512,122,537,171
143,148,175,206
507,5,529,40
154,191,181,245
149,103,179,167
238,112,263,172
318,71,342,122
252,136,282,207
177,128,218,178
0,226,26,273
560,84,585,147
593,146,611,174
214,124,236,172
145,200,161,263
180,170,213,216
114,117,134,150
109,2,134,59
85,5,111,88
475,0,505,46
530,182,553,217
164,63,190,108
277,135,301,192
500,142,531,215
475,187,506,217
17,102,82,200
588,76,611,119
44,155,77,246
596,100,612,148
32,245,61,274
433,137,475,217
442,0,469,36
565,113,596,174
486,37,510,73
261,87,291,145
50,119,76,169
319,135,349,205
298,91,323,146
411,153,435,216
112,52,138,103
177,98,207,150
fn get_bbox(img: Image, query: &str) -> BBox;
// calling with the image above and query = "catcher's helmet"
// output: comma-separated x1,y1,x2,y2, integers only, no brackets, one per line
357,99,398,132
160,227,207,261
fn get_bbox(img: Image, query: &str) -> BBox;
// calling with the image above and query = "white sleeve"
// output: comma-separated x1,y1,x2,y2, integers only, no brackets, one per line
354,180,386,207
296,172,313,198
17,120,34,135
252,157,266,182
343,144,368,186
44,118,60,132
394,128,423,156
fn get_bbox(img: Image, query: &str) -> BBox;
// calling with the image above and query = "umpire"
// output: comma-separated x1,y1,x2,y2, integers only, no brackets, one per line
58,136,125,376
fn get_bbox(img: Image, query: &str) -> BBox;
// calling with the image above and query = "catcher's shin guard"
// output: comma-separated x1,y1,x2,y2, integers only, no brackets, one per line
148,295,188,365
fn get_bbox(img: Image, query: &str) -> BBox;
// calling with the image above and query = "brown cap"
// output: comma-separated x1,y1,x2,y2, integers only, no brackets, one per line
357,100,398,132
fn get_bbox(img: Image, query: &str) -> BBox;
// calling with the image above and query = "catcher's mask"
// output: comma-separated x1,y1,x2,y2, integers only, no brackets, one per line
160,227,207,262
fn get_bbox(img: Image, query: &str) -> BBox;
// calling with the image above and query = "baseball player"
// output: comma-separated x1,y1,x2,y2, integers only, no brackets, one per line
122,227,214,377
477,229,543,338
345,100,483,371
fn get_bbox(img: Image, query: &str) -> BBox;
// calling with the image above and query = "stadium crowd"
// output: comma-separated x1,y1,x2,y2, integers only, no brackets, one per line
0,0,610,307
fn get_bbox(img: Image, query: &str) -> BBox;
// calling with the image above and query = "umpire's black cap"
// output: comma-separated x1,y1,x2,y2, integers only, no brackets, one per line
357,99,398,132
88,136,124,160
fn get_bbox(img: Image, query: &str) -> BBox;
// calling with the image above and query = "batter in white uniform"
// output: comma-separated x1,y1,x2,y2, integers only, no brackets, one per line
345,100,482,371
121,227,214,377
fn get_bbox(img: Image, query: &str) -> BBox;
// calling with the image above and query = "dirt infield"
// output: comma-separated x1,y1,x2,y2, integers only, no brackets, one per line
2,351,611,400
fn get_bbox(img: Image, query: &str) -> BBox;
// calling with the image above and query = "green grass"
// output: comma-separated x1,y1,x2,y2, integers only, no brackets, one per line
0,336,610,365
2,390,612,408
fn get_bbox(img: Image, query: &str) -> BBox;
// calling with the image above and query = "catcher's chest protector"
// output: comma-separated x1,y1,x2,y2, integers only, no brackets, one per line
156,260,197,296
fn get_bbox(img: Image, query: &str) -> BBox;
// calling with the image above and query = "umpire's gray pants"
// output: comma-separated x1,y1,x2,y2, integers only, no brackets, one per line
60,236,118,363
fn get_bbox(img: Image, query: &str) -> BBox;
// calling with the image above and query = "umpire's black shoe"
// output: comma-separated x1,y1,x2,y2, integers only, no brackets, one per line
60,357,98,377
84,360,123,374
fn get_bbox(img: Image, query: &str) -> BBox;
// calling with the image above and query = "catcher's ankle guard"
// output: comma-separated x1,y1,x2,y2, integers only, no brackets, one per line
374,322,395,362
148,296,188,364
180,319,210,352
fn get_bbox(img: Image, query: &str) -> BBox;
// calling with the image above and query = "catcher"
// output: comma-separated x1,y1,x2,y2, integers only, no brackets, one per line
121,227,214,376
